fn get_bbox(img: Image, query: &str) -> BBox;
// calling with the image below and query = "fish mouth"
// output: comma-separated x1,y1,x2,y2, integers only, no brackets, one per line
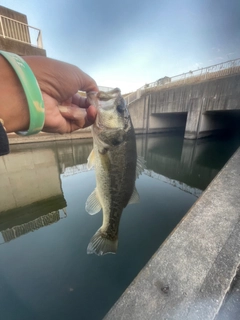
88,88,130,131
97,88,121,101
87,91,98,107
87,88,122,111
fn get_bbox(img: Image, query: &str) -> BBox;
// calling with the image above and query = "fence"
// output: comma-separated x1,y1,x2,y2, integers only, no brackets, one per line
0,15,43,48
125,58,240,105
98,86,114,92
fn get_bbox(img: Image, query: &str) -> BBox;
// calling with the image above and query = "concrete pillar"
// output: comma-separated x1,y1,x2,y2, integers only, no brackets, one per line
142,95,150,134
129,95,149,134
184,98,203,139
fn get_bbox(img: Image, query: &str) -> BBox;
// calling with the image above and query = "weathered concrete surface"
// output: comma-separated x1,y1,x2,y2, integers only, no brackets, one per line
129,74,240,139
104,148,240,320
7,128,92,144
0,37,46,56
0,6,46,56
216,266,240,320
184,98,202,139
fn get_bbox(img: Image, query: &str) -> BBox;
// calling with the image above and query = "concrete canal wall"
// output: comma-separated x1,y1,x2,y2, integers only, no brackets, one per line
7,128,92,145
129,74,240,139
104,147,240,320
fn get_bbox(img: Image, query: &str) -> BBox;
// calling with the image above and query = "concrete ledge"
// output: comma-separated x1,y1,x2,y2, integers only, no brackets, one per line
184,130,198,139
148,127,183,134
0,37,46,56
197,129,225,139
8,129,92,144
104,148,240,320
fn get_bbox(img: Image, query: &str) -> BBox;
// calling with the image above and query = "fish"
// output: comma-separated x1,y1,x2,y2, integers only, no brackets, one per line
85,88,145,256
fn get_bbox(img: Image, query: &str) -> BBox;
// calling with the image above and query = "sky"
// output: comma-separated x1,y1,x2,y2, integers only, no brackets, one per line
1,0,240,93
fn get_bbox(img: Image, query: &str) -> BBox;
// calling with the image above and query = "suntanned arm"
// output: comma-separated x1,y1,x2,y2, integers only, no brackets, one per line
0,55,98,135
0,55,30,133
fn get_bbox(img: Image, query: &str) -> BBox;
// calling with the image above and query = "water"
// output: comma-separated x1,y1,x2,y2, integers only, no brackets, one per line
0,133,239,320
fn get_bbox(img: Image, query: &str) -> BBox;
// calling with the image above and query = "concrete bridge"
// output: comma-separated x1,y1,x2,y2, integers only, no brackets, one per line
127,59,240,139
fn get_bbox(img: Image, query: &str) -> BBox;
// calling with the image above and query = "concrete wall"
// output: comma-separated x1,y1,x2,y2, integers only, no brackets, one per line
129,74,240,139
149,113,187,133
8,128,92,145
0,37,46,56
0,6,46,56
129,96,149,134
0,6,27,24
149,74,240,113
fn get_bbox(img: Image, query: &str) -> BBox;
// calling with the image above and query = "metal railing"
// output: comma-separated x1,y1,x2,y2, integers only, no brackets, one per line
98,86,114,92
0,15,43,48
125,58,240,105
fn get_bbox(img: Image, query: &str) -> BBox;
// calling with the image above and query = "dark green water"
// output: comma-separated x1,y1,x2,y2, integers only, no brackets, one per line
0,132,239,320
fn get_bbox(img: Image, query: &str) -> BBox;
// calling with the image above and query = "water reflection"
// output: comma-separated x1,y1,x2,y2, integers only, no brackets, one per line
0,144,65,211
137,133,240,190
0,133,239,320
1,210,66,244
1,133,239,245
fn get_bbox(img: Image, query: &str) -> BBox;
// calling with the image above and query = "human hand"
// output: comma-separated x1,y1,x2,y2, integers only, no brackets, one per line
23,56,98,133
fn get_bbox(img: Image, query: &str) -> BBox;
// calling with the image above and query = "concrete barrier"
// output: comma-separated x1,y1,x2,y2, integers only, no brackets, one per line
8,128,92,145
104,148,240,320
129,74,240,139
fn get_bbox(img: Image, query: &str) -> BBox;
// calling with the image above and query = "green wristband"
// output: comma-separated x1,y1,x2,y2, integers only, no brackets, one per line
0,50,45,135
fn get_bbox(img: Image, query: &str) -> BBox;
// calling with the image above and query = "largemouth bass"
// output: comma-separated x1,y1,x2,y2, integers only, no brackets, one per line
86,88,145,256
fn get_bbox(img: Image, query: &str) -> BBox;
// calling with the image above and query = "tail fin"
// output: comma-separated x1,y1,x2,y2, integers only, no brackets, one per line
87,229,118,256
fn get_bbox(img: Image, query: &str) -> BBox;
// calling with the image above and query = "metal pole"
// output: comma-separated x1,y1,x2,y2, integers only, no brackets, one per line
37,30,43,48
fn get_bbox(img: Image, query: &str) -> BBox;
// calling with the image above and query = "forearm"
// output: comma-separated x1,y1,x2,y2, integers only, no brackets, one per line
0,54,97,136
0,56,30,133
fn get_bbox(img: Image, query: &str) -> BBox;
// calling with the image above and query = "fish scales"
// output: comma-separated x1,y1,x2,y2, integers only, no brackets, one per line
95,128,136,228
85,88,144,256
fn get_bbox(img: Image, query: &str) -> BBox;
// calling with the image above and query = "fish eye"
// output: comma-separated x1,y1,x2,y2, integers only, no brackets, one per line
116,102,126,113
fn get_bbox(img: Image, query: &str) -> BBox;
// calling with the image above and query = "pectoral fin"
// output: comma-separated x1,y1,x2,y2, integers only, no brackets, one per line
128,187,140,205
87,149,95,169
85,189,101,215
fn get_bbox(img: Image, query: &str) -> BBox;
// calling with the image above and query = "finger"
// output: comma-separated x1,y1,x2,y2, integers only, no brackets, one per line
58,104,97,127
71,94,90,109
85,105,97,126
76,70,99,93
58,105,87,120
57,107,96,132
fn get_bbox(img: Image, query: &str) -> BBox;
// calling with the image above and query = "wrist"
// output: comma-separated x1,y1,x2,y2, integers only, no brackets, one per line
0,55,30,133
0,52,45,135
